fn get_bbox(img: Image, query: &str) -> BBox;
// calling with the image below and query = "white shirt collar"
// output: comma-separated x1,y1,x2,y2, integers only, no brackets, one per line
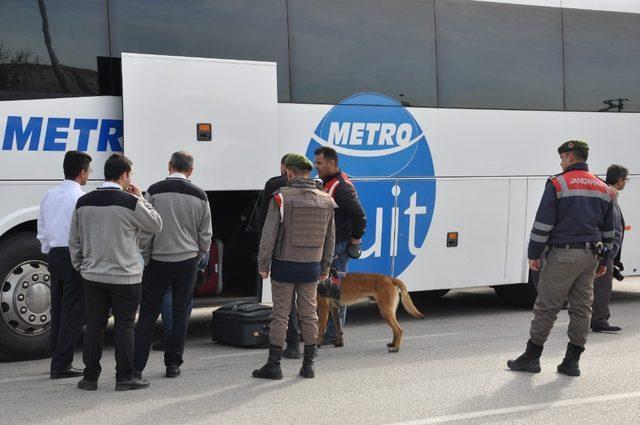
168,172,187,180
61,179,82,190
100,182,123,190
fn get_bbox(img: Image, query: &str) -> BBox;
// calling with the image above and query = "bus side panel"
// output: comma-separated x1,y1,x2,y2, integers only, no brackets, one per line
503,178,529,284
397,178,510,291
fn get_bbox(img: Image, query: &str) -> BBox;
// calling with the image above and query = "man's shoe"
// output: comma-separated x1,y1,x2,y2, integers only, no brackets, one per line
77,378,97,391
51,366,84,379
299,345,316,378
592,323,622,332
115,376,150,391
507,340,543,373
283,342,301,359
557,343,585,377
132,370,142,380
252,345,283,380
166,365,181,378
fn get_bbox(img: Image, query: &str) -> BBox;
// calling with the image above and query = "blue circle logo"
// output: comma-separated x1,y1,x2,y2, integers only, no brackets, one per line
305,93,436,276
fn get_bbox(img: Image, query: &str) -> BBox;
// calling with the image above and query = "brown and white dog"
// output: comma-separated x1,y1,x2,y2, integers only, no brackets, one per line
316,273,424,353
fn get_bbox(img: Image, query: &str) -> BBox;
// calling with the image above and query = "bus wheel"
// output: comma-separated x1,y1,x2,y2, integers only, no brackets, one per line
494,272,538,309
0,232,51,361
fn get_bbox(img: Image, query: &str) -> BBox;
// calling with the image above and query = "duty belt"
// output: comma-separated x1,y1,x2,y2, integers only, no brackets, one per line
549,242,596,249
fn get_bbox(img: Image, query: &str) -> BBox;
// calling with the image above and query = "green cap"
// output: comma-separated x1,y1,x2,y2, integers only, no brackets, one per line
284,153,313,171
558,140,589,154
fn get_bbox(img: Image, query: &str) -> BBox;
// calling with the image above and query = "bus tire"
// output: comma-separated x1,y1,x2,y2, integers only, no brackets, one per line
0,232,51,361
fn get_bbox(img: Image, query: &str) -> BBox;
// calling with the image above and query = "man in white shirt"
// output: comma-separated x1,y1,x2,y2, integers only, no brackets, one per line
37,151,92,379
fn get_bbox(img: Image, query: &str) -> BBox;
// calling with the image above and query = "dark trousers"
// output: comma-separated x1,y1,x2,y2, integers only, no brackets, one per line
48,248,85,371
285,292,300,346
592,260,614,327
325,241,349,339
134,257,198,371
83,279,141,382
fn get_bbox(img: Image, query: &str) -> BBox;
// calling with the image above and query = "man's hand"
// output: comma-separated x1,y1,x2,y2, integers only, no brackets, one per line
127,183,142,197
259,271,269,279
319,273,328,281
529,259,541,272
350,237,362,245
596,265,607,278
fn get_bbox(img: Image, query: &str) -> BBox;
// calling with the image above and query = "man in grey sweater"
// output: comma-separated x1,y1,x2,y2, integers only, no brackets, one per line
134,151,212,379
69,154,162,391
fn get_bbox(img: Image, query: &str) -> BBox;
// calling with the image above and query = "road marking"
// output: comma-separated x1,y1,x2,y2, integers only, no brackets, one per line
386,391,640,424
368,332,462,343
196,351,265,360
0,375,45,384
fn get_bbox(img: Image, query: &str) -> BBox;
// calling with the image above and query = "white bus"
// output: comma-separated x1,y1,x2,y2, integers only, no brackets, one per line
0,0,638,361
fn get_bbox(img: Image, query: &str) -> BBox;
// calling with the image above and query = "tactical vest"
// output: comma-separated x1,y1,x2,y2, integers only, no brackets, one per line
273,185,335,263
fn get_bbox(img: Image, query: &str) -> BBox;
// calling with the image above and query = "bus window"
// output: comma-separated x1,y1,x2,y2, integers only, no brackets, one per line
107,0,291,103
0,0,109,100
564,9,640,113
435,0,564,111
288,0,437,107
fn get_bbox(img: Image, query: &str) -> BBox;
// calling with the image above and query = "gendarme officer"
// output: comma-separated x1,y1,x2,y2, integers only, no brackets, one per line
508,140,616,377
253,153,336,380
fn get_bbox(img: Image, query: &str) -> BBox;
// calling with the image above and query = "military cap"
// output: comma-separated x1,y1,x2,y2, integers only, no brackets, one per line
558,140,589,154
284,153,313,171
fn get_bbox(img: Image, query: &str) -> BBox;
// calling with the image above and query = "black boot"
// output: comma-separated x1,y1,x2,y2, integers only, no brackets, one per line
299,345,316,378
252,345,283,380
507,340,543,373
283,341,301,359
557,343,585,377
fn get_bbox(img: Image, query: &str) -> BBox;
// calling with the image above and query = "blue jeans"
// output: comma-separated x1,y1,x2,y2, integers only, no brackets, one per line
324,241,349,340
161,287,194,337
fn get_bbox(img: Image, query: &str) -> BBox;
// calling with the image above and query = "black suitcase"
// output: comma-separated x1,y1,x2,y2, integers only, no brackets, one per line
211,301,271,348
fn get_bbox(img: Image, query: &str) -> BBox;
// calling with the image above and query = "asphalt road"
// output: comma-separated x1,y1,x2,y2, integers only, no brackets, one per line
1,278,640,425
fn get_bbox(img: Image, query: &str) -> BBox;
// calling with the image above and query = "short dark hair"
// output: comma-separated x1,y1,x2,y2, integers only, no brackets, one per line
572,148,588,161
280,154,289,165
170,151,194,172
104,154,132,181
314,146,338,164
606,164,628,185
63,151,92,180
286,165,310,177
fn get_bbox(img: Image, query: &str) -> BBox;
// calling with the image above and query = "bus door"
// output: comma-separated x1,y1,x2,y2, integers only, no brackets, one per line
120,53,280,303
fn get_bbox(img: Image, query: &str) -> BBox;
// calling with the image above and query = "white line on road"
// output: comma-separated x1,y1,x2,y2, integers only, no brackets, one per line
386,391,640,424
368,332,462,343
196,351,265,360
0,375,45,385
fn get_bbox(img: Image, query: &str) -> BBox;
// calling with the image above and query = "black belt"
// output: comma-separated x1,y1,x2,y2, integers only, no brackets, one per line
550,243,596,249
49,247,70,253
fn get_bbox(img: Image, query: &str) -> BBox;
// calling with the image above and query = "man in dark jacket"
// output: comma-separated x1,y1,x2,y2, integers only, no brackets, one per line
258,154,302,359
507,141,616,377
314,146,366,342
591,164,628,333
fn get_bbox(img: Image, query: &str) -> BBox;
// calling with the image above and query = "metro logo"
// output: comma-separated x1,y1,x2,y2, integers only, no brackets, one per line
328,122,413,147
2,116,123,152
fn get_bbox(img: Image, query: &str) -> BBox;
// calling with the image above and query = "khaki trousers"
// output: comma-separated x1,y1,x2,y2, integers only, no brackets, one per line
270,280,318,348
530,247,598,348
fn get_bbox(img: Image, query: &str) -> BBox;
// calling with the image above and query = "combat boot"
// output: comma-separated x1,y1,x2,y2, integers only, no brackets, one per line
507,340,543,373
557,343,585,377
252,345,283,380
299,345,316,378
283,340,301,359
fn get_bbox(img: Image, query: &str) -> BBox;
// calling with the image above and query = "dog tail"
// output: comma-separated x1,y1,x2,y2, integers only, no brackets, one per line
391,278,424,319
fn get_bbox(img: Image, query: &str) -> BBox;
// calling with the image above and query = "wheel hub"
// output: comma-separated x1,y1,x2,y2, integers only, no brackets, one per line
1,261,51,335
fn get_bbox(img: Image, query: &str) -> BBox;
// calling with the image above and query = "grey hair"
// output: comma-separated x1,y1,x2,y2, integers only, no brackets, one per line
170,151,194,172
